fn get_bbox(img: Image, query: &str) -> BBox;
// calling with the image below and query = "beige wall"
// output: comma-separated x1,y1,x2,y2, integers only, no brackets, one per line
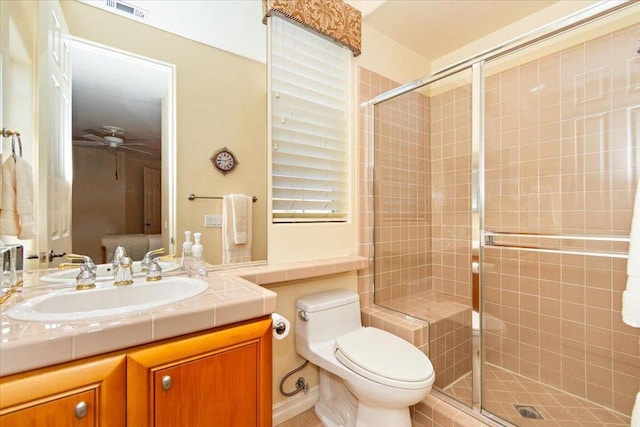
72,147,164,262
60,0,267,265
267,272,358,404
123,153,162,234
72,146,127,261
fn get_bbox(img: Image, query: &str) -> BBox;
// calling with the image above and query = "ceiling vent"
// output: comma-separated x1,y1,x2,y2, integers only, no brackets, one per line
103,0,148,20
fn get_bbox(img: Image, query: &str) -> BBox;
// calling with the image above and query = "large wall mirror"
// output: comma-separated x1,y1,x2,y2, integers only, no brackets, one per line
1,0,267,268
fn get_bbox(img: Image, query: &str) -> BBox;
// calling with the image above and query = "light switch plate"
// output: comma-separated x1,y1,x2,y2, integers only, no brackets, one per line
204,214,222,228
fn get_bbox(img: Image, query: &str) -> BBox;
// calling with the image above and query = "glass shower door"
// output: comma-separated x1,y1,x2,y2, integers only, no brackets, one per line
481,7,640,424
372,68,475,407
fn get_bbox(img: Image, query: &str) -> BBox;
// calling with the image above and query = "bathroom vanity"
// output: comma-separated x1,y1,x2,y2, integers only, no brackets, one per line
0,270,276,426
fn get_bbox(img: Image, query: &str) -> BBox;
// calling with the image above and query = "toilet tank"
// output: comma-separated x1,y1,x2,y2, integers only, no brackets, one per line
295,289,362,345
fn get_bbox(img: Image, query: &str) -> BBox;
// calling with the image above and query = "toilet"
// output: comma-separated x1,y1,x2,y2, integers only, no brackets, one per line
295,289,435,427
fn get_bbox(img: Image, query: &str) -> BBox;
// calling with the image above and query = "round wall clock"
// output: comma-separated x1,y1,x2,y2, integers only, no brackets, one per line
210,147,238,175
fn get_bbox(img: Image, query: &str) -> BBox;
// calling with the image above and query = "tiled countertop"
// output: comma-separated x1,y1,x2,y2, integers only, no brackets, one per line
0,256,367,377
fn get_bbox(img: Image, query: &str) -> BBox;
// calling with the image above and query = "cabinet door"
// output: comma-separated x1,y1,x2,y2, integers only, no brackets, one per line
0,389,95,427
0,355,126,427
154,343,258,426
128,317,272,427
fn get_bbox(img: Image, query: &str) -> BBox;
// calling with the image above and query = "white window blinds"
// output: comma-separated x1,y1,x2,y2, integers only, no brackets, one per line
269,15,349,222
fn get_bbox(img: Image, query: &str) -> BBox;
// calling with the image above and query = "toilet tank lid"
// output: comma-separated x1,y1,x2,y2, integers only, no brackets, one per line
296,289,359,312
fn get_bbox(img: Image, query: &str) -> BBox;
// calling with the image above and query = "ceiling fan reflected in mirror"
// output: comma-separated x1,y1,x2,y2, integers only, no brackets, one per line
72,125,157,156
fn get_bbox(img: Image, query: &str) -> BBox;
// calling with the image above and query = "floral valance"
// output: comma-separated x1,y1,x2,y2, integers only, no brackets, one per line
263,0,361,57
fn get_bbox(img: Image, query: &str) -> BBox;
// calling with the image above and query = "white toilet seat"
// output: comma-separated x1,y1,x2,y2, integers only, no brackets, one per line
334,327,434,390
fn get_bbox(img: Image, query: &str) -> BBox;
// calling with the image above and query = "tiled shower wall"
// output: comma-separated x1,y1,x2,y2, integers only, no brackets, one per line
372,86,432,303
483,22,640,415
428,83,472,300
365,75,474,304
357,67,402,308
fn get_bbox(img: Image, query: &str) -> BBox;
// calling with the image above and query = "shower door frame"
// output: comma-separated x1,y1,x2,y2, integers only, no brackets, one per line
368,0,638,424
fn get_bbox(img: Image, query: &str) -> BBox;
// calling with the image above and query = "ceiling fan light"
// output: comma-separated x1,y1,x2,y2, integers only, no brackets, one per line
104,135,123,146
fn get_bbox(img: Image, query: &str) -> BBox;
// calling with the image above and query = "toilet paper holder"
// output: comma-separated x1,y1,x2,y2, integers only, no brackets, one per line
271,312,291,340
273,321,287,335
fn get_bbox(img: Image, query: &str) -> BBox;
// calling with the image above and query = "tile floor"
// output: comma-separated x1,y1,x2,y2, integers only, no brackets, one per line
445,364,631,426
275,407,427,427
275,408,322,427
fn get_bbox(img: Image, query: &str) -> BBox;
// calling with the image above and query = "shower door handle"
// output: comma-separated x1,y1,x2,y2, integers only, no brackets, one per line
471,255,479,312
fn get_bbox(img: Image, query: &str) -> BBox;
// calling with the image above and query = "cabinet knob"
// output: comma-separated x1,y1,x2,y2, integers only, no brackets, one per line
75,401,88,419
161,375,173,391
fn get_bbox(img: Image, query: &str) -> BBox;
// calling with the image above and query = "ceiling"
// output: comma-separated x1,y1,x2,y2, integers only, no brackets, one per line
361,0,560,60
71,0,560,151
71,41,168,155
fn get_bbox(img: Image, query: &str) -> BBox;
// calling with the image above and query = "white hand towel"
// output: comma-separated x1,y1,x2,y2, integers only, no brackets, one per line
632,391,640,427
624,179,640,328
221,195,252,264
0,153,3,207
15,157,35,239
0,158,19,236
231,194,250,244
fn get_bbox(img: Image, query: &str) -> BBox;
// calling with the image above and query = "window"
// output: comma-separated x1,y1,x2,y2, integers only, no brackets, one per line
269,15,350,222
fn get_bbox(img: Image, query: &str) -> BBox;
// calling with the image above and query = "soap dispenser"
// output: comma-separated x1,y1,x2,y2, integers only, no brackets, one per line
189,232,206,279
181,231,193,272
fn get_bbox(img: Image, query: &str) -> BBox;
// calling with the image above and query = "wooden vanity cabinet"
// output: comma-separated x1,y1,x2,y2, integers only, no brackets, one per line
0,317,272,427
0,355,126,426
127,316,272,427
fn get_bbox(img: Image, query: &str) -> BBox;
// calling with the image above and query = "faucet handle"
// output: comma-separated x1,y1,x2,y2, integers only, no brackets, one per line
75,264,96,291
65,254,96,272
114,246,127,256
147,248,166,257
141,248,166,271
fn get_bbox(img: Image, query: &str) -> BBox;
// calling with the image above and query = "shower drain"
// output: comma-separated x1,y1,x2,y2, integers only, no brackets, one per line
514,405,544,420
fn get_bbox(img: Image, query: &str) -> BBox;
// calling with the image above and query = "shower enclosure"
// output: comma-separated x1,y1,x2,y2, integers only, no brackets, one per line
369,2,640,425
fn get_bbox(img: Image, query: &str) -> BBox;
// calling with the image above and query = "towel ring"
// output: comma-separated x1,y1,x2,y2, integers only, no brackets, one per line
11,133,22,161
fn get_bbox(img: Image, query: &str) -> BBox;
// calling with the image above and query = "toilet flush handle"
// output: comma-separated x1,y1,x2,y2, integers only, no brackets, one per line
298,310,309,321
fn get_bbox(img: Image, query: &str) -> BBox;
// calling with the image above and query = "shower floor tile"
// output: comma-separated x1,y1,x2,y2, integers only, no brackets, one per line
444,364,631,426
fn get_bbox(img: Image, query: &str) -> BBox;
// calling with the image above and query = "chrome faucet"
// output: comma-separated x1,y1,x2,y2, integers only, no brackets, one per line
76,263,97,290
140,248,165,272
114,256,134,286
0,244,23,303
61,253,97,272
146,258,163,282
66,255,97,291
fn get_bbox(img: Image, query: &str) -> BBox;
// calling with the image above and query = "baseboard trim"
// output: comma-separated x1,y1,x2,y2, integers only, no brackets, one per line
272,385,320,426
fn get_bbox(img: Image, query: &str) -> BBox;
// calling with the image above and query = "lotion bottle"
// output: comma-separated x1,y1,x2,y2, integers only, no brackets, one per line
181,231,193,272
190,232,206,279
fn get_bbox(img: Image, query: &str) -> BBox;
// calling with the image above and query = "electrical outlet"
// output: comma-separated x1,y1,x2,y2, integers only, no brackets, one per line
204,214,222,228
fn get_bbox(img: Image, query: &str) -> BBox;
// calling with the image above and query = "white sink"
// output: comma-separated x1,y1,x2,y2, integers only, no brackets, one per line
41,261,181,283
6,277,209,322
